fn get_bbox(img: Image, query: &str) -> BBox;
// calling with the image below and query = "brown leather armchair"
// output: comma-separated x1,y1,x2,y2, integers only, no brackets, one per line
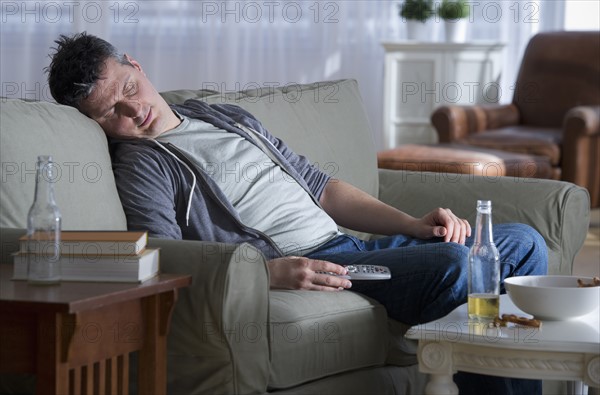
431,31,600,207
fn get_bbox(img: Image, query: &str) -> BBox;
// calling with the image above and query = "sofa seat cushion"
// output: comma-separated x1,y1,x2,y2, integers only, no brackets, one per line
267,290,389,389
460,126,562,165
0,99,127,230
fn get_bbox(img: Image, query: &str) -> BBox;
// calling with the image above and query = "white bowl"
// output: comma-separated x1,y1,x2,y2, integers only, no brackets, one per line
504,275,600,320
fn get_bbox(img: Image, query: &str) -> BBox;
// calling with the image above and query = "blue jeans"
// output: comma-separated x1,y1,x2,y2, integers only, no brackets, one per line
306,223,547,394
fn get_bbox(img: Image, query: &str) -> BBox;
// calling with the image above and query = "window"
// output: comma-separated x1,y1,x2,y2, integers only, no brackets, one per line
565,0,600,30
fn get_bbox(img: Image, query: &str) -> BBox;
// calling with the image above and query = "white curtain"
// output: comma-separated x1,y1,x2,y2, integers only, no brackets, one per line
1,0,566,150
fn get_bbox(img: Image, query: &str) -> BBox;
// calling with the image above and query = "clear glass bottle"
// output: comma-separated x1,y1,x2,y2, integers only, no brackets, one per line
467,200,500,321
26,155,61,285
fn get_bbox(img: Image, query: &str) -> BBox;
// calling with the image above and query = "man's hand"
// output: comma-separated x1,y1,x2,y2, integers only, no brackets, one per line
267,256,352,291
319,179,471,244
412,208,472,244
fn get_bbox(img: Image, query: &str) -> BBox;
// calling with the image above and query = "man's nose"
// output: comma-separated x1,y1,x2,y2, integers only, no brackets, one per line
118,100,142,118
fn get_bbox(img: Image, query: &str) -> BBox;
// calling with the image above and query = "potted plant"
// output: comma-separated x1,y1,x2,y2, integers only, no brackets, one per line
437,0,470,42
398,0,434,41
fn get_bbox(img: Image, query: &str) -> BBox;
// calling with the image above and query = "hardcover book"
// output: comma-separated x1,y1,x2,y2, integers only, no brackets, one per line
12,248,159,283
20,231,148,256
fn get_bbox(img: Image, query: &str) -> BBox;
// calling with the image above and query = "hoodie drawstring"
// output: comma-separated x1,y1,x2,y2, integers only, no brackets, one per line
151,140,196,226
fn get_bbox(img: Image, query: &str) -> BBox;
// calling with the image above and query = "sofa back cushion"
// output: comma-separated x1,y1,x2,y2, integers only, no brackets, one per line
0,99,127,230
161,79,379,200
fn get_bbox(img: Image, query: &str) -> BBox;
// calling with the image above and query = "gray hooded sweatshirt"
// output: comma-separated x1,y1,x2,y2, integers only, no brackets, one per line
110,99,332,260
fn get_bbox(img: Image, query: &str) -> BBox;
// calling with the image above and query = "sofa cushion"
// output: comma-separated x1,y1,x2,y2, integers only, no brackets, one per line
161,79,379,202
0,99,127,230
267,290,388,389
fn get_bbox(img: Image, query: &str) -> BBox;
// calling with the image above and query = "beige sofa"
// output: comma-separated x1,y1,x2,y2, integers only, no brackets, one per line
0,79,590,394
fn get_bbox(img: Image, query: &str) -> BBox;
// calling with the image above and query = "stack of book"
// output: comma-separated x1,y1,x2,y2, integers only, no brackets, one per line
13,231,159,283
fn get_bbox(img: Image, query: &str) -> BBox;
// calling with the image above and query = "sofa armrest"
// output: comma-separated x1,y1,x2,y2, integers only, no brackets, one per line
0,228,22,262
431,104,520,142
377,169,590,276
146,238,270,395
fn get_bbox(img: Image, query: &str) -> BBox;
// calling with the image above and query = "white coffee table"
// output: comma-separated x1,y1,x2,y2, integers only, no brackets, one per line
406,294,600,395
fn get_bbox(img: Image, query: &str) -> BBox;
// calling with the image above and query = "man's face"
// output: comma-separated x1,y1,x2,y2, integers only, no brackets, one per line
79,55,180,139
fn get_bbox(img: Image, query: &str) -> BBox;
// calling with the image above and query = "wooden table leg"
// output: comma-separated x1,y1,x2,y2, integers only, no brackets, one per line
36,312,73,395
138,290,177,395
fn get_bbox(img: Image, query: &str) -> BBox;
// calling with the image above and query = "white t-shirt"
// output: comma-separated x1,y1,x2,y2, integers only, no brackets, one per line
157,115,339,255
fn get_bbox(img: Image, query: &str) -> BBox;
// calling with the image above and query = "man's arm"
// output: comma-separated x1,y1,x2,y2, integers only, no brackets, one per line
267,179,471,292
319,179,471,244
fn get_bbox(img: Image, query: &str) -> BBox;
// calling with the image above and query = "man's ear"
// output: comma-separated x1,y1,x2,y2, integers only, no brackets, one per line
124,53,146,75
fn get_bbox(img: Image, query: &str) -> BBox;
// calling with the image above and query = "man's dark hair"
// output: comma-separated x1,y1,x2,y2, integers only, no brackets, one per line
46,32,129,109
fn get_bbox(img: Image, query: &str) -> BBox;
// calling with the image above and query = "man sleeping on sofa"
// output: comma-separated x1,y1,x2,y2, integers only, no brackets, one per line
47,32,547,394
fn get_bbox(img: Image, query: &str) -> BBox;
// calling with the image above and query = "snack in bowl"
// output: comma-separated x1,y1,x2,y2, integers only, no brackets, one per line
504,275,600,320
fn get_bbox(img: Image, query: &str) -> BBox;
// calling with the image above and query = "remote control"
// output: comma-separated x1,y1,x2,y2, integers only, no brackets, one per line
318,265,391,280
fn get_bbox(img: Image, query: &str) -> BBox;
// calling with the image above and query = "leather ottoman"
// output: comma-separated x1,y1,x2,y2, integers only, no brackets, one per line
377,144,556,179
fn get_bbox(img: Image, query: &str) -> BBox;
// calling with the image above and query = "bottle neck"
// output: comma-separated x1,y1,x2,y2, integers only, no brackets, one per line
474,210,494,244
33,159,57,205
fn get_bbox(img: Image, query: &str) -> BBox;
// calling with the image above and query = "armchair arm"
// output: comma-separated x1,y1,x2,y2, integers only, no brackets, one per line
377,169,590,276
564,105,600,137
431,104,521,142
562,105,600,207
147,238,271,394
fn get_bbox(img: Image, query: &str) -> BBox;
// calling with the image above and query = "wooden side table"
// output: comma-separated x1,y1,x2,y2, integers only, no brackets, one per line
0,263,191,395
